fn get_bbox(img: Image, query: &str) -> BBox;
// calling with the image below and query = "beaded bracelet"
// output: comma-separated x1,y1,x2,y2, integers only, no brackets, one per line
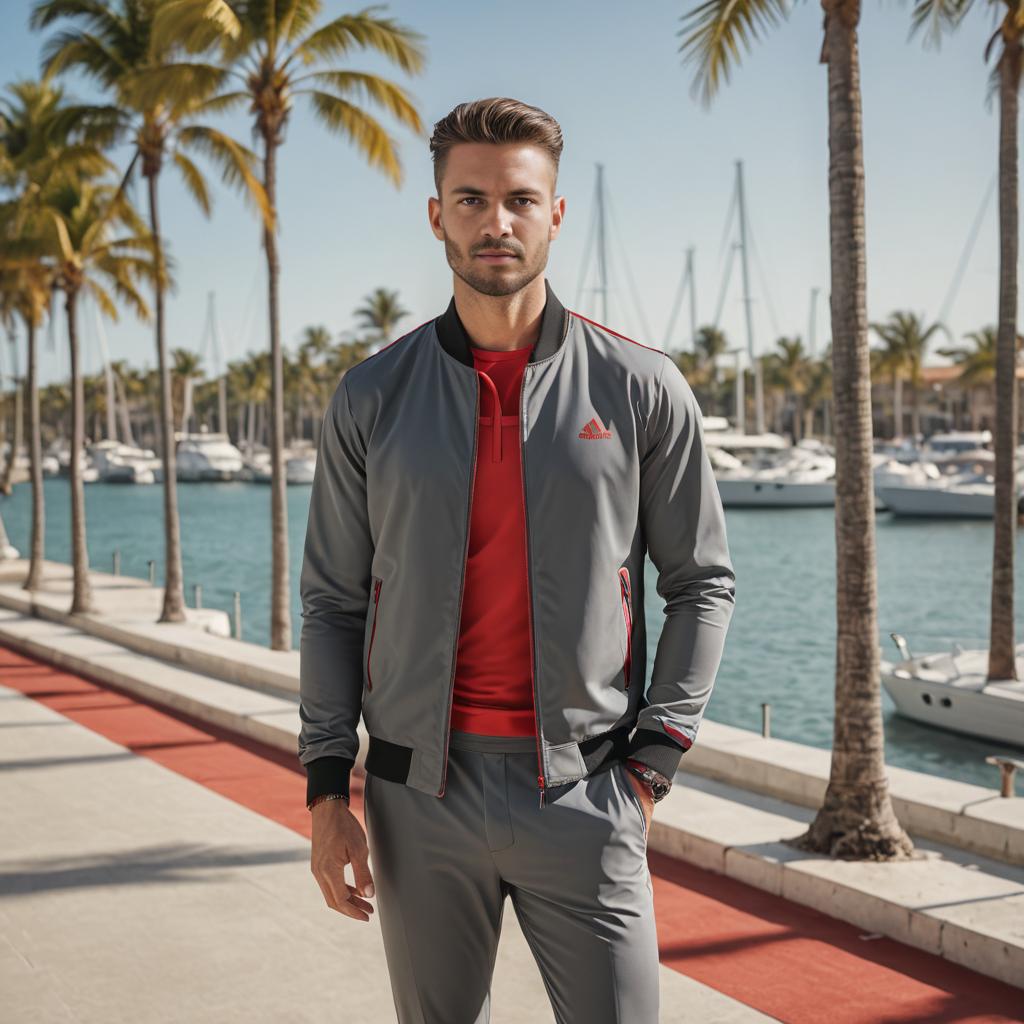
307,792,350,811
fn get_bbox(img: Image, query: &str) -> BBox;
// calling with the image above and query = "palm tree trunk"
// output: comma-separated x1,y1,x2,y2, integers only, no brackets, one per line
147,171,187,623
793,2,912,859
0,374,22,495
892,372,902,439
66,290,92,614
115,372,135,446
989,42,1021,681
263,136,291,650
23,316,45,591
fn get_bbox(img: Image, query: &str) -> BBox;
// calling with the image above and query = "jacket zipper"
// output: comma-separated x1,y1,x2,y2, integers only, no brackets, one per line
519,365,547,809
438,377,480,798
366,577,382,691
619,566,633,689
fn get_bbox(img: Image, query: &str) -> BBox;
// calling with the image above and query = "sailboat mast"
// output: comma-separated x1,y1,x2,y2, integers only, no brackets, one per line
208,292,228,437
736,160,764,435
687,247,697,353
596,163,608,324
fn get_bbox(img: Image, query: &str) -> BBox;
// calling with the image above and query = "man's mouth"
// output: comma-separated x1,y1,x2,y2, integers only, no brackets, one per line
476,252,518,261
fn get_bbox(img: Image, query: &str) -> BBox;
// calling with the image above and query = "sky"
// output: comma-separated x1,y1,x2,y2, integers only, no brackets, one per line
0,0,1010,387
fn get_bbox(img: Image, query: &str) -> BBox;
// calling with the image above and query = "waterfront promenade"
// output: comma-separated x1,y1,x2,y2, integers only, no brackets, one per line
1,559,1022,1022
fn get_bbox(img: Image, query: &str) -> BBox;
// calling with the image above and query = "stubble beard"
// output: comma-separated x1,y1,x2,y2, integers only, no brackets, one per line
443,232,549,298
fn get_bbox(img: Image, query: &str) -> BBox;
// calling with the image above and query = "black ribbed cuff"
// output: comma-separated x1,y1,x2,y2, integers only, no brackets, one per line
304,755,354,807
625,727,687,780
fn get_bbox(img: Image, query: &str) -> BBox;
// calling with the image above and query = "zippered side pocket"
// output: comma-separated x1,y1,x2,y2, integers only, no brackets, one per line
618,566,633,689
617,760,648,840
366,576,383,691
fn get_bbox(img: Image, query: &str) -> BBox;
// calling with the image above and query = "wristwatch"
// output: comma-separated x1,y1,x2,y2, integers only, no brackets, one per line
624,758,673,803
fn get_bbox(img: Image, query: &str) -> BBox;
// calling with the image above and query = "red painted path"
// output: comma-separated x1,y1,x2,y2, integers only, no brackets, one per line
2,642,1020,1024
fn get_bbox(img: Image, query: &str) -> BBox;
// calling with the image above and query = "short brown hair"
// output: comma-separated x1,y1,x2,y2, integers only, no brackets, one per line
429,97,563,195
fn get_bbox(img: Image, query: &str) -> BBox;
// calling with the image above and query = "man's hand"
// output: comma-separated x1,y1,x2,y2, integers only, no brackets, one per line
624,770,655,832
310,799,376,922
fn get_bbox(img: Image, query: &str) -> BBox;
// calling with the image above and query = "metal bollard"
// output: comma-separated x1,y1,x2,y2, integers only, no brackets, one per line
761,702,771,738
112,550,120,576
192,583,202,610
148,560,156,585
985,756,1024,798
233,591,241,640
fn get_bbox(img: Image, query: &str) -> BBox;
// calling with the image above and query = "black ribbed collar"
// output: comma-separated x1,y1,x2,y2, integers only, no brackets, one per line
434,277,569,368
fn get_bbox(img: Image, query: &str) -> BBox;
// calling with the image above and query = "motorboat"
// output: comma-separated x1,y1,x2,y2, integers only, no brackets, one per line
876,464,1024,518
286,452,316,485
87,439,160,484
715,439,838,508
241,447,317,484
881,633,1024,747
176,430,244,482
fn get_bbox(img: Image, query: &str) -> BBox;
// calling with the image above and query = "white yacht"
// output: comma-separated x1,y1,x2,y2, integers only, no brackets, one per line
286,452,317,485
87,439,161,484
714,439,838,508
881,633,1024,747
176,430,245,482
241,447,317,484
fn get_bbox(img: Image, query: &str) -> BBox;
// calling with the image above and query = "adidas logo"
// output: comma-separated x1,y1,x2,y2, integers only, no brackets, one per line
578,415,612,440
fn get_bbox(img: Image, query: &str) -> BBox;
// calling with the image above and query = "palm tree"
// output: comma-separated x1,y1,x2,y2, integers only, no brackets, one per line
907,0,1022,684
937,325,1023,431
869,311,946,440
353,286,410,350
44,176,155,613
769,335,812,442
0,78,110,591
149,0,428,649
31,0,270,625
678,0,913,858
870,330,909,440
803,352,833,440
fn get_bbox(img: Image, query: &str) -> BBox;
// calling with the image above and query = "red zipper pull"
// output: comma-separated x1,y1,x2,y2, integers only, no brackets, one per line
538,774,546,809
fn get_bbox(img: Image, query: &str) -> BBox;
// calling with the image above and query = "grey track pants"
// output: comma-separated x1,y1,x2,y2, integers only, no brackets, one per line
363,729,659,1023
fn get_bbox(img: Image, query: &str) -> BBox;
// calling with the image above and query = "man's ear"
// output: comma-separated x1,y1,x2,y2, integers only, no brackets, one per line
550,195,566,239
427,195,444,240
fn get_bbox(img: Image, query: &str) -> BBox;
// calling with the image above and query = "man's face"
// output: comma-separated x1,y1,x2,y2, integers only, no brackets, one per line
428,142,565,298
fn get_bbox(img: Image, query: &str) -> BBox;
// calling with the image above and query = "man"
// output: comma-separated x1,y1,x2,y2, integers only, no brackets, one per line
298,96,736,1023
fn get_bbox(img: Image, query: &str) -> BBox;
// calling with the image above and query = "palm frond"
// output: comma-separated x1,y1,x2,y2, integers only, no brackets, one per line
171,149,212,216
305,90,402,186
29,0,117,35
277,0,322,46
177,123,272,229
120,61,234,114
288,6,427,75
676,0,793,108
905,0,975,50
84,277,119,320
38,30,128,88
151,0,244,56
191,89,249,116
293,70,423,135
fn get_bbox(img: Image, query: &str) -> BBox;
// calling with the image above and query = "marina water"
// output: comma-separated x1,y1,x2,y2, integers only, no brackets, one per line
2,477,1021,791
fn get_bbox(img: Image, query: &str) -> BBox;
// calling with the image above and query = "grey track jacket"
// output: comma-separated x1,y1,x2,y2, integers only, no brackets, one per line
297,278,736,808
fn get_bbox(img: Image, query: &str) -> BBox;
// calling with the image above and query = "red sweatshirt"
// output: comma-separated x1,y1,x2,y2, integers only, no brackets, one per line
449,340,537,736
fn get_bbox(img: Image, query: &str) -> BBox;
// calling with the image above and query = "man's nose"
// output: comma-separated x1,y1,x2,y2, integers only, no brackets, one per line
480,203,513,239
